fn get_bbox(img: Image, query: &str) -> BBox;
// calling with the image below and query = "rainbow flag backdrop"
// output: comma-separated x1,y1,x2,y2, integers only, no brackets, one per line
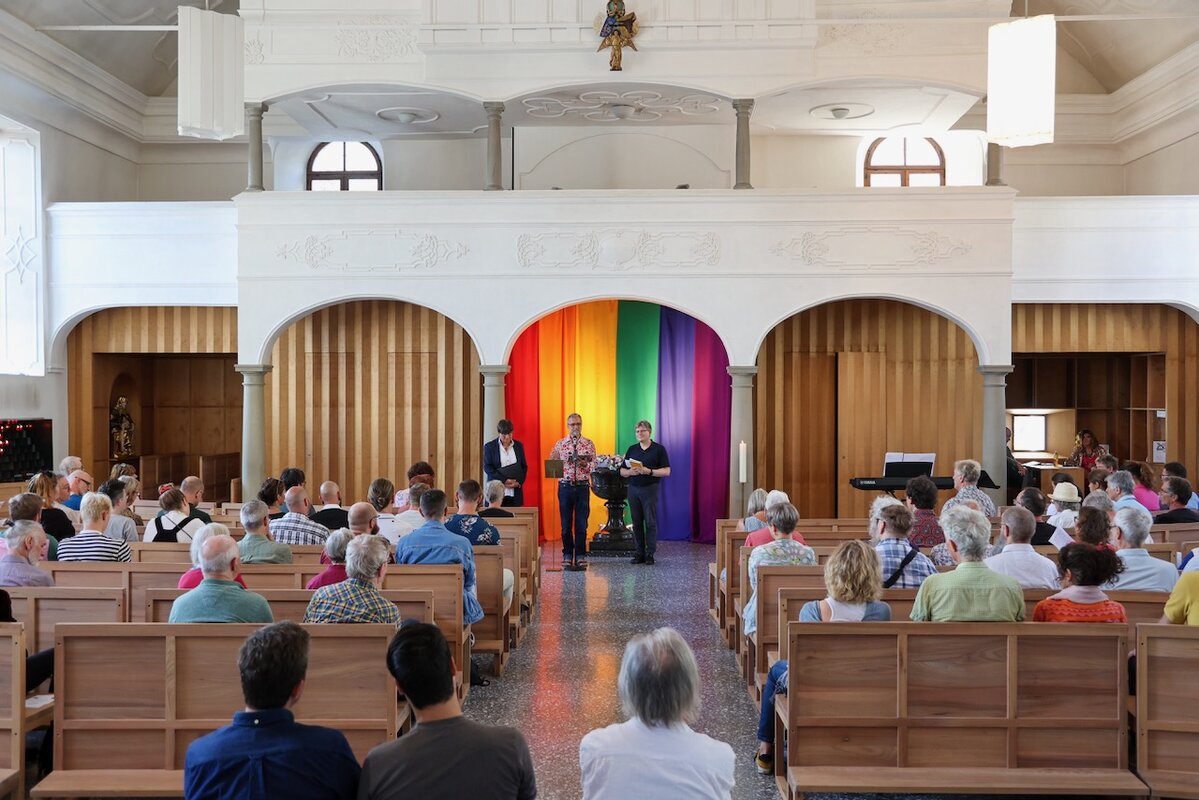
506,301,731,544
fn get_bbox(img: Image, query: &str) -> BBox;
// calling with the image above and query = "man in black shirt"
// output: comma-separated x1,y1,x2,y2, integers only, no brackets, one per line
1157,477,1199,524
621,420,671,565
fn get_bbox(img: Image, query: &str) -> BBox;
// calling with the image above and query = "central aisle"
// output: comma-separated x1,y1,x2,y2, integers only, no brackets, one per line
466,540,775,800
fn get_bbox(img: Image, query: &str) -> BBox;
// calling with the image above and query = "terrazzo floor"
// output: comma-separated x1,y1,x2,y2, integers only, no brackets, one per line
465,540,1103,800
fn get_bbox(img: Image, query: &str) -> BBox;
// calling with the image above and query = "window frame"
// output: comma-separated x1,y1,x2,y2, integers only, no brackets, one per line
305,142,383,191
863,137,946,187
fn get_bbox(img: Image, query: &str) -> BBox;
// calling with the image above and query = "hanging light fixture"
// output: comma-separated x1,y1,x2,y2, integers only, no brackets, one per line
987,14,1056,147
177,6,245,140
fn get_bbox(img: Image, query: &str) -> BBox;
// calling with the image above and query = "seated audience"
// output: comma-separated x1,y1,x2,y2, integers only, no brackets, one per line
305,535,399,625
59,455,82,475
259,477,287,520
742,502,815,638
1106,470,1143,512
1162,572,1199,625
744,491,800,547
273,487,331,547
392,483,430,542
281,466,308,494
0,521,53,587
26,471,75,541
1033,543,1126,623
580,627,733,799
1046,482,1082,530
910,506,1024,622
984,506,1059,589
479,480,516,519
169,534,273,623
63,468,92,512
57,493,131,562
109,462,137,480
1072,505,1116,552
348,502,380,536
172,476,213,525
1097,454,1120,473
179,524,247,589
904,475,944,548
368,478,403,545
941,459,997,517
184,621,360,799
753,540,889,774
1043,472,1076,516
1156,476,1199,524
2,493,57,560
117,475,144,525
394,489,484,626
311,481,350,530
874,499,937,589
1082,488,1116,522
1106,506,1177,592
1122,461,1160,512
735,488,768,533
1063,428,1108,471
446,480,514,612
145,488,205,543
407,461,437,489
1086,467,1111,498
1161,462,1199,511
358,622,535,799
1014,487,1061,546
237,500,294,565
97,479,138,543
306,529,354,590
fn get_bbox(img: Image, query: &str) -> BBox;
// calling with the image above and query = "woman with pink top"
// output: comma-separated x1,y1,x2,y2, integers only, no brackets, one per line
1123,461,1161,512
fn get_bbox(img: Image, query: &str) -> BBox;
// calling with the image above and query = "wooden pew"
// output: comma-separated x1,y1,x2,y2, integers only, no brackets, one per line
779,622,1147,800
470,548,509,675
144,588,434,626
721,532,750,648
380,565,470,703
711,519,737,631
1136,624,1199,800
31,623,402,798
6,587,127,651
1032,542,1179,565
740,563,830,698
493,517,538,608
498,536,525,647
1151,522,1199,546
131,542,325,565
0,623,23,799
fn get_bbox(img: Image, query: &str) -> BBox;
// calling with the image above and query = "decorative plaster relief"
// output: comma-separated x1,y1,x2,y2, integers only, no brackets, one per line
245,36,266,65
0,134,42,375
523,91,724,122
818,9,909,54
772,226,972,270
335,17,418,61
275,230,467,272
517,230,720,270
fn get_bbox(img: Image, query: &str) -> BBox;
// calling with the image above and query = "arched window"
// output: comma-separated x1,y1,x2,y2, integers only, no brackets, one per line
306,142,382,191
863,137,946,187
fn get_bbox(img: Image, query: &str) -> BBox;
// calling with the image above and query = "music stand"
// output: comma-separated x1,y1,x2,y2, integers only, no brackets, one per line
545,459,564,479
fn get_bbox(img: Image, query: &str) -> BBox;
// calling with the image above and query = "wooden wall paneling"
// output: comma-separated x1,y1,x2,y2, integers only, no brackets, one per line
837,352,887,518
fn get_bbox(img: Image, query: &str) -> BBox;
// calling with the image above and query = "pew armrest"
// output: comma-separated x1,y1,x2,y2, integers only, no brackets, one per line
788,767,1148,796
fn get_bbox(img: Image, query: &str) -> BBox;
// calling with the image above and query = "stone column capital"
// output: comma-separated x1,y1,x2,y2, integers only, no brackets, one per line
977,364,1014,385
235,363,273,384
727,365,758,387
479,364,511,386
483,101,506,116
731,98,755,115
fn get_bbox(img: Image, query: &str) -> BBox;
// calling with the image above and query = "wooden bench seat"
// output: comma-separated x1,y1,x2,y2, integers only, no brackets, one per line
0,623,25,799
1136,624,1199,800
143,588,434,626
6,587,126,650
31,769,184,798
787,766,1148,795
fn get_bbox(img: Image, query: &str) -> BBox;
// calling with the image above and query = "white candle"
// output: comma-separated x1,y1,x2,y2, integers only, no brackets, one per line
739,440,747,483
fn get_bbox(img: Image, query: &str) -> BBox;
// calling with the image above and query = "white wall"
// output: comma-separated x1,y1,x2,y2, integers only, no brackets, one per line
751,135,859,189
513,126,733,190
0,372,68,457
1125,133,1199,196
138,143,270,200
383,138,510,190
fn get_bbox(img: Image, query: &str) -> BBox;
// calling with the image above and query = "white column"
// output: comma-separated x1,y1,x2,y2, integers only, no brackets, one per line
479,365,509,448
979,364,1013,506
483,102,505,191
727,366,757,517
986,142,1007,187
236,364,272,491
245,103,266,192
732,99,754,190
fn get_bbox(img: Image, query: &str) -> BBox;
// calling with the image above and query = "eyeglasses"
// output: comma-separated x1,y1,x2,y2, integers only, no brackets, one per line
567,422,582,427
80,479,92,488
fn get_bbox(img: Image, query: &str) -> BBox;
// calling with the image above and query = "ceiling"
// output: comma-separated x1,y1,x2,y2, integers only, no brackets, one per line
753,82,979,136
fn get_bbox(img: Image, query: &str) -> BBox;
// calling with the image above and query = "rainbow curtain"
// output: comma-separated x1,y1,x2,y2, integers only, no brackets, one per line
506,301,731,544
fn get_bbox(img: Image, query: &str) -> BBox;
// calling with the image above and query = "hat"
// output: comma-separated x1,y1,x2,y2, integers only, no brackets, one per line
1050,483,1081,503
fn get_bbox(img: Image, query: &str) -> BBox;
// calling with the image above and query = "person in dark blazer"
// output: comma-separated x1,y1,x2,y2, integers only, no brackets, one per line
483,419,528,507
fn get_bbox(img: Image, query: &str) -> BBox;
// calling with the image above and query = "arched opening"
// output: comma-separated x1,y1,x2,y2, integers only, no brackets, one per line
265,300,481,503
755,299,982,519
506,300,731,543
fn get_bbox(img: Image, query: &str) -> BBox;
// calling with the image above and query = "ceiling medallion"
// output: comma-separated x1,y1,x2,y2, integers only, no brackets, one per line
377,107,440,125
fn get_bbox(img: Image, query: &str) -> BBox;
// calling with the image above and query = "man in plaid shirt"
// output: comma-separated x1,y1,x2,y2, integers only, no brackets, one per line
304,535,399,625
272,487,331,547
873,502,937,589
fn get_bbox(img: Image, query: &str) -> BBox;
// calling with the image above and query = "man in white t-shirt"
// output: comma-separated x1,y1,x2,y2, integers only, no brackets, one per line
580,627,734,799
984,507,1059,589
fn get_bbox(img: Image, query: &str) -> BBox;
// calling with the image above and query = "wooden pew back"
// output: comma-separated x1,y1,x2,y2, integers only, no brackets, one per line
1151,522,1199,546
492,518,537,606
53,623,399,769
469,547,508,665
144,588,434,626
1136,623,1199,799
6,587,127,651
131,542,324,564
0,623,23,796
380,564,468,700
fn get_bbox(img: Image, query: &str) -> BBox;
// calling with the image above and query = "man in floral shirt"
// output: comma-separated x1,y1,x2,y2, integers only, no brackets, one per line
445,479,513,612
549,413,596,570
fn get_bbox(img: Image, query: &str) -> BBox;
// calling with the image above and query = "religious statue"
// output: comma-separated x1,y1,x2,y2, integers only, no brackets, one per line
597,0,638,71
110,396,135,459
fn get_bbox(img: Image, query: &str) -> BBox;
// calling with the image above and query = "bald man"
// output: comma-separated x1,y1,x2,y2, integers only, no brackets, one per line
64,469,93,511
156,476,212,526
347,502,379,537
272,487,331,547
168,535,272,623
311,481,349,531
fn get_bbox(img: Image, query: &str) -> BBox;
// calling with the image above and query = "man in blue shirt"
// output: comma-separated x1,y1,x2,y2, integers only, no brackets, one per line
394,489,485,625
184,621,360,799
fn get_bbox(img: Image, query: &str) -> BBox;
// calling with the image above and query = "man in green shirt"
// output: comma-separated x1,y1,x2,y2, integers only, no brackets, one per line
170,534,273,623
237,500,293,565
911,505,1024,622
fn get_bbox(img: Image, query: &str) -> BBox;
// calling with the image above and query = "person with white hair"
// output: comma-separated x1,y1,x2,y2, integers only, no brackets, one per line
56,493,131,562
941,459,997,517
0,521,53,587
304,535,399,625
744,490,799,547
58,455,82,476
735,488,769,533
237,500,294,565
580,627,734,799
305,529,354,590
168,534,272,623
478,480,516,519
1106,506,1178,592
1105,470,1142,513
742,502,815,637
178,524,247,590
910,506,1024,622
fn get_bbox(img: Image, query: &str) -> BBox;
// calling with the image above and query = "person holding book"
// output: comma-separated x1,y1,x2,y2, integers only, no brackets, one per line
621,420,671,565
483,419,529,507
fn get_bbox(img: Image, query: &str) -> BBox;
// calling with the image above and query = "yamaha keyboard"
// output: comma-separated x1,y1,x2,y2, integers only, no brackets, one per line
850,471,999,493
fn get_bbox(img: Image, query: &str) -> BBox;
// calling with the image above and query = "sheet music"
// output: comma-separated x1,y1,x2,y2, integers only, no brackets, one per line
882,452,936,473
